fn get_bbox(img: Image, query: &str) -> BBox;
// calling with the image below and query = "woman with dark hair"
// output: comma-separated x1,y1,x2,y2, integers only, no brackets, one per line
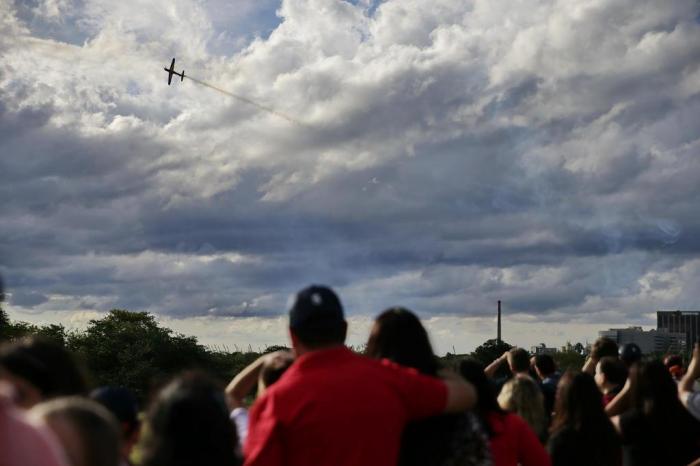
0,336,87,409
613,360,700,466
547,371,620,466
458,359,550,466
366,307,491,466
141,372,242,466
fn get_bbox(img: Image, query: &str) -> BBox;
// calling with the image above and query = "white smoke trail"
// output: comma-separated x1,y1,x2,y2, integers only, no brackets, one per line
186,75,304,126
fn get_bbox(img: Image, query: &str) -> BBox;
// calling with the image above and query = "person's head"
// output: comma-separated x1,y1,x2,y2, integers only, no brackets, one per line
592,337,619,360
664,354,684,381
258,352,294,393
631,360,685,416
507,348,531,374
497,374,546,437
288,285,347,354
552,371,608,432
0,337,87,409
30,397,121,466
141,372,240,466
90,387,140,459
365,307,438,376
533,354,557,380
619,343,642,367
458,359,504,436
595,356,628,392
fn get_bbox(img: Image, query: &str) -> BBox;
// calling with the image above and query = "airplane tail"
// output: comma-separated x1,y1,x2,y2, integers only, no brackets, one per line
181,71,185,81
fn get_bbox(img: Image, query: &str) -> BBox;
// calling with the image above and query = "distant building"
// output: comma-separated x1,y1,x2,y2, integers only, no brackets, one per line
530,343,557,355
658,311,700,350
598,326,685,354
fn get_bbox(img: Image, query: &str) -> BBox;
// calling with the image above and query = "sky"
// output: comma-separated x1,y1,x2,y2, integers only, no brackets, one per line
1,0,700,354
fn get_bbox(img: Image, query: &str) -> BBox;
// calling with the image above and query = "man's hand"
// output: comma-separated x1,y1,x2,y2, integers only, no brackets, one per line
484,351,509,378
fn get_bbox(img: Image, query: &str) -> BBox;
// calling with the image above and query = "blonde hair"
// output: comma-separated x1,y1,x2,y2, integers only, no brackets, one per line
497,375,546,438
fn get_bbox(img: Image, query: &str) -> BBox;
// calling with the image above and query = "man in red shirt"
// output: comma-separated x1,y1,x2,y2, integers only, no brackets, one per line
244,285,477,466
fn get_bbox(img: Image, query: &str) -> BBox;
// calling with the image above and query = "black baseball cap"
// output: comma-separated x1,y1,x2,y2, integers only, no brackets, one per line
289,285,345,330
619,343,642,366
90,386,139,428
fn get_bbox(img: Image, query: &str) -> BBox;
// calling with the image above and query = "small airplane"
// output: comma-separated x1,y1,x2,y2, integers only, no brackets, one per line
164,58,185,85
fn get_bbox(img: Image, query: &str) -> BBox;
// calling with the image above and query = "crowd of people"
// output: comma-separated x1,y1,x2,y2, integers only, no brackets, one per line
2,283,700,466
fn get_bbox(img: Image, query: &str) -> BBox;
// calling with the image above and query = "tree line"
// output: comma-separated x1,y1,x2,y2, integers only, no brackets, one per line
0,306,586,402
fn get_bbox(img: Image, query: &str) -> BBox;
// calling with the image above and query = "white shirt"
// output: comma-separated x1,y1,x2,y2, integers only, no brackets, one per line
230,407,249,446
685,391,700,421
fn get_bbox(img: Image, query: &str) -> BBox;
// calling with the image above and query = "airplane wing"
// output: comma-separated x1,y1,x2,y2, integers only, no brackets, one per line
163,58,184,86
165,58,176,85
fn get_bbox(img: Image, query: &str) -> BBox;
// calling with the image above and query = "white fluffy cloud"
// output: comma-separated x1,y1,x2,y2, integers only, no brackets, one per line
2,0,700,352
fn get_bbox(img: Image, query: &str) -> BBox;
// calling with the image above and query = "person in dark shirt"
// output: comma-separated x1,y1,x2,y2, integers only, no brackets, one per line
612,360,700,466
141,372,242,466
532,354,560,419
547,371,620,466
365,307,491,466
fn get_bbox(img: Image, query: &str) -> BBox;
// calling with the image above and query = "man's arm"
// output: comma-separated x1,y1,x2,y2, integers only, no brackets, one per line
440,369,477,412
484,351,508,379
679,343,700,409
225,350,293,410
605,374,632,416
225,354,267,410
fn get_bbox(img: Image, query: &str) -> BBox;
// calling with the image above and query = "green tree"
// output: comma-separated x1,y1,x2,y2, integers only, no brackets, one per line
552,347,586,373
0,313,40,341
68,310,213,400
469,339,513,379
470,338,513,366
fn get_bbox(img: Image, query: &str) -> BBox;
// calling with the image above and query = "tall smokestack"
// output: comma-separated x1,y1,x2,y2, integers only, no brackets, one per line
497,300,502,343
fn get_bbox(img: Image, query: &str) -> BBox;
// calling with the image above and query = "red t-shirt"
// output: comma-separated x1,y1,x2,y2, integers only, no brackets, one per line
488,412,551,466
244,346,448,466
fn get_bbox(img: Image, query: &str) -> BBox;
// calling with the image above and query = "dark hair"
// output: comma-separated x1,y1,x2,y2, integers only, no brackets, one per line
549,372,619,464
365,307,438,376
508,348,531,373
91,386,140,437
598,356,627,387
260,356,293,388
534,354,556,376
632,361,695,422
0,336,87,401
141,372,241,466
628,361,700,462
552,372,610,432
33,397,121,466
459,358,505,437
592,337,618,360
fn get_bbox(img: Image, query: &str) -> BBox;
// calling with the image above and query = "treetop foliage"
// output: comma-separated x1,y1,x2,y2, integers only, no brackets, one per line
0,309,588,401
